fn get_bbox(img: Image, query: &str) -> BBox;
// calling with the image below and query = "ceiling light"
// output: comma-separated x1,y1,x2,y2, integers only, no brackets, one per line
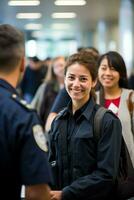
32,31,45,38
24,24,42,30
51,23,71,29
55,0,86,6
8,0,40,6
16,13,42,19
52,12,76,18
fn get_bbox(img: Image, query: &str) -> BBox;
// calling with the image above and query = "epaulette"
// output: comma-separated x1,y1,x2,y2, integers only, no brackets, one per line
11,93,33,110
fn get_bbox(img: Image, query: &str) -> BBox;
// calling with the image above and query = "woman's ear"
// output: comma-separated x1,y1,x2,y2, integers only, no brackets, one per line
92,79,97,88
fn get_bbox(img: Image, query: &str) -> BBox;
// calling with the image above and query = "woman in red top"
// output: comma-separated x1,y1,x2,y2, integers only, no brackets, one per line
96,51,134,198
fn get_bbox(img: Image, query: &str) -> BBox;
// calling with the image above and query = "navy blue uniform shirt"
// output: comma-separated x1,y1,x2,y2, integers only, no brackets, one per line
0,79,52,199
49,97,122,200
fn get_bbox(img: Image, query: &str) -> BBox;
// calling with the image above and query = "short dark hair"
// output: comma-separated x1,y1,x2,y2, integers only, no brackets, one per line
0,24,25,73
65,51,97,82
28,56,40,63
65,51,98,100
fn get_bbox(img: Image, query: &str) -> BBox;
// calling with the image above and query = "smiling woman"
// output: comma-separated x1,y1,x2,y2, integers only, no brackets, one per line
64,52,97,112
48,50,122,200
96,51,134,199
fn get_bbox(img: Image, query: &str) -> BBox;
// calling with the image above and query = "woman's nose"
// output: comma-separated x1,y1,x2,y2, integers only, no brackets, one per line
73,78,80,86
105,68,112,74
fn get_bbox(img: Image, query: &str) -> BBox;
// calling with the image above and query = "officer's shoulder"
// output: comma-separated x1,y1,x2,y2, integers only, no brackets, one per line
10,94,34,112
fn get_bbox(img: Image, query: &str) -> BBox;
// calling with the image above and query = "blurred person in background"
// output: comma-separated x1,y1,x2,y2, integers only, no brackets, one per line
128,67,134,90
31,56,66,130
20,56,46,103
41,57,52,79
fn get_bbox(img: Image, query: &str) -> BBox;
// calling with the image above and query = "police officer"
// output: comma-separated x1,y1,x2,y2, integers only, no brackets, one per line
0,24,52,200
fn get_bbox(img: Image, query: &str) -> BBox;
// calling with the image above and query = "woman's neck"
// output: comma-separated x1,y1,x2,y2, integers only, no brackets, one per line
72,96,90,114
104,86,122,99
57,77,64,89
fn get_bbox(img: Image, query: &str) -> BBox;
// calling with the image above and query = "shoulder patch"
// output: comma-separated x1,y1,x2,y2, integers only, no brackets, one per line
11,94,33,110
33,125,48,152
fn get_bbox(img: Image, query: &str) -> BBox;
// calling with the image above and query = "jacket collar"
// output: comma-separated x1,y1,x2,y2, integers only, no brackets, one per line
82,97,96,120
0,79,18,95
58,96,96,121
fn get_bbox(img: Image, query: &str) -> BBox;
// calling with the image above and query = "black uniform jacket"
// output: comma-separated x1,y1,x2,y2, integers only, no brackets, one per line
48,96,122,200
0,79,52,199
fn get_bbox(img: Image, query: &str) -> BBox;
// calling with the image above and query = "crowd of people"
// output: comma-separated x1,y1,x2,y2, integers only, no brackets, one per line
0,23,133,200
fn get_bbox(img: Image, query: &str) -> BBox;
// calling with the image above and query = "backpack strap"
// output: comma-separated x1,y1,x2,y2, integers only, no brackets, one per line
93,107,108,141
127,91,134,135
94,106,128,181
127,91,134,114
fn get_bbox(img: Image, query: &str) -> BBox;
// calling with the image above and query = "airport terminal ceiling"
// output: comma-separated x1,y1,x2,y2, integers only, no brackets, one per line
0,0,120,40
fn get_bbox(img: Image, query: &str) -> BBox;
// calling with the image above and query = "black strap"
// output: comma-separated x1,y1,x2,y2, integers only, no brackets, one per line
94,107,128,181
127,91,134,135
93,107,107,141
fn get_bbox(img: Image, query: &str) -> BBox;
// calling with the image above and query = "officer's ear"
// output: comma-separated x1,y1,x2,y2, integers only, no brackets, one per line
20,57,25,73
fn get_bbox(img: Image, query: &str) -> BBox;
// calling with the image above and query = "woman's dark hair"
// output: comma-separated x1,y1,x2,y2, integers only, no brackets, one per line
98,51,128,105
98,51,128,88
65,51,97,81
65,51,98,100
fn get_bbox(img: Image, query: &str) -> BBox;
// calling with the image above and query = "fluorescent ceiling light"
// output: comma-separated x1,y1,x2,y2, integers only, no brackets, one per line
24,24,42,30
51,23,71,29
8,0,40,6
52,12,76,18
55,0,86,6
16,13,42,19
32,31,45,38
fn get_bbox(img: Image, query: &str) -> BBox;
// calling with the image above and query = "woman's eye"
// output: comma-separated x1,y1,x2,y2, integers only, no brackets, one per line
80,77,87,82
100,66,106,70
110,67,116,71
67,76,74,80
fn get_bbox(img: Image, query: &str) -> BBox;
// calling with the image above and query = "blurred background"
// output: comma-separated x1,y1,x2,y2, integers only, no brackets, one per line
0,0,134,75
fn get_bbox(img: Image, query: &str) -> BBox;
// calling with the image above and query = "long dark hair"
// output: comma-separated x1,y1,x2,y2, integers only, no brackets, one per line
98,51,128,88
98,51,129,179
97,51,129,105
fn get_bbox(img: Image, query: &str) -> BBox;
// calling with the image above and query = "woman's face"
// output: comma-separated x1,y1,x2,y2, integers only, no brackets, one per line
65,63,96,104
53,57,65,78
98,57,120,89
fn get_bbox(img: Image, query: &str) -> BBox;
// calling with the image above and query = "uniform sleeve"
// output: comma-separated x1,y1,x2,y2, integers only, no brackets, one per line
31,83,47,114
16,111,52,185
62,113,122,200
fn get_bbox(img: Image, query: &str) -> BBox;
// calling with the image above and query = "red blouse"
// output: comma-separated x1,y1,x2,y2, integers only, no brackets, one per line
104,97,120,115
